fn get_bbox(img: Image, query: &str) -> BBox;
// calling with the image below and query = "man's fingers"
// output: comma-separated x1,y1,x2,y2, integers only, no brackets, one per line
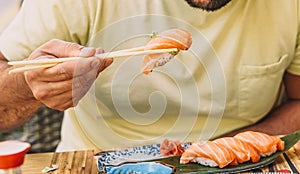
80,47,96,57
23,39,113,111
29,39,96,59
27,65,98,97
41,90,74,110
29,80,73,100
26,57,101,82
96,57,114,73
36,79,93,111
41,39,85,57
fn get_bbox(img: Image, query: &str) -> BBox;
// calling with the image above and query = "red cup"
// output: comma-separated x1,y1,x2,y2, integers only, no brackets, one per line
0,140,31,169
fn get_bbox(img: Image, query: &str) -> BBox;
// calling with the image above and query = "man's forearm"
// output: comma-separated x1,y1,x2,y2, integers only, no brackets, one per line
224,100,300,137
0,57,42,132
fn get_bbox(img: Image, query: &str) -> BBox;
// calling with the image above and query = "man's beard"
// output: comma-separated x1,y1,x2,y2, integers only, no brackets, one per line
185,0,232,11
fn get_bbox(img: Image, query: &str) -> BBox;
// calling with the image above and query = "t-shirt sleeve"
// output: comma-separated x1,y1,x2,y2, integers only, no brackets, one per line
0,0,90,61
287,1,300,75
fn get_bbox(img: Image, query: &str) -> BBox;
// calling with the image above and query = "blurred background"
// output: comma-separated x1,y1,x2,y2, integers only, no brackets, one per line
0,0,64,153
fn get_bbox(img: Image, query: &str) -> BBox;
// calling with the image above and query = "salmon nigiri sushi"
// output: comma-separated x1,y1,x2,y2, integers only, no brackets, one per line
141,28,192,74
180,141,236,168
213,137,260,164
234,131,285,157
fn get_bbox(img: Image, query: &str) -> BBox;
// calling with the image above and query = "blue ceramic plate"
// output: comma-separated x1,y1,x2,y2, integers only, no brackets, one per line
104,161,176,174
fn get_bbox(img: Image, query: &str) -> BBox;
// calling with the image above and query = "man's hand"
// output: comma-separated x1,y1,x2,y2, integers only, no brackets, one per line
24,39,113,110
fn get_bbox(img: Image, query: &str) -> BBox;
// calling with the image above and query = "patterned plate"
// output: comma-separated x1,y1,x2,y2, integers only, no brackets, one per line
96,143,191,171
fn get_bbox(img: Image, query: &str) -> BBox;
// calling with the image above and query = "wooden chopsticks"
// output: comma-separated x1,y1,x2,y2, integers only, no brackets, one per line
8,47,178,74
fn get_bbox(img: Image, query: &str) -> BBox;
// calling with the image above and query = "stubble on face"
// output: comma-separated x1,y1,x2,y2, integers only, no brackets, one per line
185,0,232,11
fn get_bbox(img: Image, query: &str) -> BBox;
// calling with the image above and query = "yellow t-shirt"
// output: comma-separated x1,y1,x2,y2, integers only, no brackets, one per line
1,0,300,151
0,0,21,33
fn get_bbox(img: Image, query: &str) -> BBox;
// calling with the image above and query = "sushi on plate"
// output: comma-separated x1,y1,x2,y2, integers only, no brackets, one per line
213,137,260,164
234,131,285,157
179,131,284,168
180,141,236,168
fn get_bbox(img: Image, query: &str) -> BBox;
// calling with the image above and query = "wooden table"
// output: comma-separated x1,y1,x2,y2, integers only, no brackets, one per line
22,147,300,174
22,150,99,174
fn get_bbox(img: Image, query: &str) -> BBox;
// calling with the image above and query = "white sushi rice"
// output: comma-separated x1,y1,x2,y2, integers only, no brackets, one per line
192,157,218,167
154,53,175,68
260,146,277,157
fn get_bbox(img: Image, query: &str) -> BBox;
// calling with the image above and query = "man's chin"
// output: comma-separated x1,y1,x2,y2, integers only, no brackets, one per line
185,0,232,11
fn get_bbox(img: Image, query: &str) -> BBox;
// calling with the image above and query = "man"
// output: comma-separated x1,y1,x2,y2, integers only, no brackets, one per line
0,0,300,151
